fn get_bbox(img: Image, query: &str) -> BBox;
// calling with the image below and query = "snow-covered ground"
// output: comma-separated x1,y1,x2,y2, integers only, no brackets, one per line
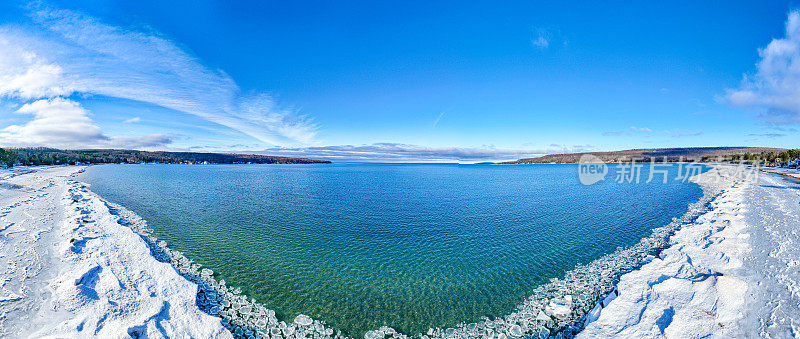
762,167,800,180
579,166,800,337
0,166,231,338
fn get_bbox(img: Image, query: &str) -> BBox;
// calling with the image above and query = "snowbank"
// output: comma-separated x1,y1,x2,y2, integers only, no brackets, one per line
0,166,231,338
579,165,800,337
762,166,800,180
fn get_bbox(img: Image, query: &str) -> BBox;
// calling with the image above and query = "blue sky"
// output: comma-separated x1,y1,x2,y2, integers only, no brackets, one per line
0,0,798,161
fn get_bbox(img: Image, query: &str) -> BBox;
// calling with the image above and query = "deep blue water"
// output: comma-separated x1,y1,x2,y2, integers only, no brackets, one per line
78,163,704,336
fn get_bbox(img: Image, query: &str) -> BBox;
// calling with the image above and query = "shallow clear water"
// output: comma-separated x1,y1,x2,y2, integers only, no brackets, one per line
79,163,704,336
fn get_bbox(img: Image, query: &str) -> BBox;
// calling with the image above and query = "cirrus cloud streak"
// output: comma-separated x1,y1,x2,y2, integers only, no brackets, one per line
0,2,317,149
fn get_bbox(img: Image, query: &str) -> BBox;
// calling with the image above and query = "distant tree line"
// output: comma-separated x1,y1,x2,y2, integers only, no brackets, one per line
0,148,331,167
501,147,791,164
0,148,18,167
715,149,800,165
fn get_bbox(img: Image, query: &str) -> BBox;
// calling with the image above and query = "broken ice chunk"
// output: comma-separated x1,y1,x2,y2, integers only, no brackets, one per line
293,314,313,326
536,311,551,322
545,300,571,320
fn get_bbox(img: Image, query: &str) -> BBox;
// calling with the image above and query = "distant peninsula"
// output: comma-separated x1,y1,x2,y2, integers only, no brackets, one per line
500,147,788,164
0,148,331,167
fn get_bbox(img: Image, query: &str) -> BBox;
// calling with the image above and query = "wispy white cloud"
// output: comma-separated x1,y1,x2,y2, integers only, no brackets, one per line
123,116,140,124
531,28,567,50
773,126,798,132
0,97,171,149
532,34,550,49
257,143,594,162
0,3,317,148
663,129,703,138
0,39,72,99
432,111,446,128
602,126,652,136
724,10,800,124
747,133,785,138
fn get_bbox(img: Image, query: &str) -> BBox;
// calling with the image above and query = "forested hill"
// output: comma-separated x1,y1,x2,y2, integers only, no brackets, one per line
500,147,789,164
0,148,331,167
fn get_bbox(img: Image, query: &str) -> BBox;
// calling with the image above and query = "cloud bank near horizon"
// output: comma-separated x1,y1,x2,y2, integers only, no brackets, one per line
257,143,594,162
0,97,172,149
0,3,317,149
725,10,800,125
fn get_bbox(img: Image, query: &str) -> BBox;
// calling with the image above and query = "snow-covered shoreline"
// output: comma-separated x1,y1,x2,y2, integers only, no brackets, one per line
0,166,231,338
579,165,800,337
1,166,343,339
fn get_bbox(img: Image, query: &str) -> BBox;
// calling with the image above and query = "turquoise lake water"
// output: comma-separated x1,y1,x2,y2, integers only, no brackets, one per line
79,163,704,336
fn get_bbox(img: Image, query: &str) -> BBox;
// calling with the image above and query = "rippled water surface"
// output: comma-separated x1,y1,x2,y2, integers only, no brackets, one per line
79,163,703,336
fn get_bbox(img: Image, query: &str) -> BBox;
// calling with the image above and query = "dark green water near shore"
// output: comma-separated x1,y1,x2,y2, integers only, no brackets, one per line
79,163,704,336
